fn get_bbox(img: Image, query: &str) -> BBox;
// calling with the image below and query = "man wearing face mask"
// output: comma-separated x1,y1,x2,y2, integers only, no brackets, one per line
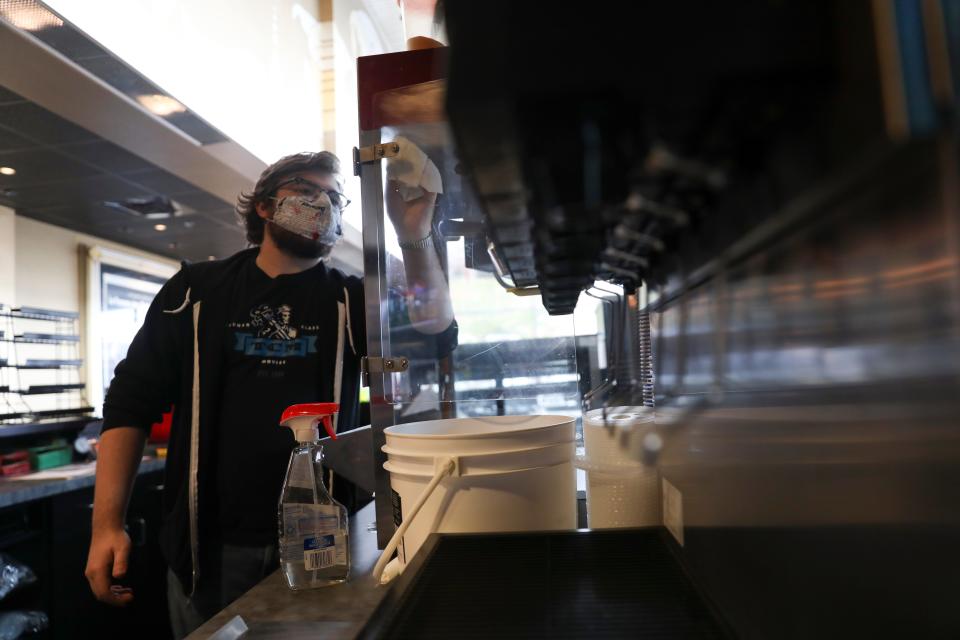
84,151,456,637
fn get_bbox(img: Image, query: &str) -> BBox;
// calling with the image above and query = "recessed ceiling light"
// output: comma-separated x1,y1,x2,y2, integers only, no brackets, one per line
153,223,167,231
207,255,216,261
0,167,15,176
136,94,187,117
0,4,63,31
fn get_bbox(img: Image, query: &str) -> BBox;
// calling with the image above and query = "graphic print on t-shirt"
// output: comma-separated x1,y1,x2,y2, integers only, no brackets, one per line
253,304,298,339
229,303,320,364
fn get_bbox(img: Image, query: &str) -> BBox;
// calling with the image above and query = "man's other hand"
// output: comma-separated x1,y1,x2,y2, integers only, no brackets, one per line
85,526,134,606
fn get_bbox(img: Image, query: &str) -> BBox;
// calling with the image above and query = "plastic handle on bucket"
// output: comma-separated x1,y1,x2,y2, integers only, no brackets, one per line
373,456,459,585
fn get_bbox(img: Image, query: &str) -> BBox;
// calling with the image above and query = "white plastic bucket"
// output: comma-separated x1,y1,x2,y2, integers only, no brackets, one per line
383,415,576,568
580,407,660,528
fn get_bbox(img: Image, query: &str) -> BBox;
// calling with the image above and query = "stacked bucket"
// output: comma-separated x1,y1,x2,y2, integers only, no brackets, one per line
580,407,660,528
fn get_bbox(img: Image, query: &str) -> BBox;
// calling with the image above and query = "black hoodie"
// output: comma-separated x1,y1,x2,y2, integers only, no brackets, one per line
102,248,455,596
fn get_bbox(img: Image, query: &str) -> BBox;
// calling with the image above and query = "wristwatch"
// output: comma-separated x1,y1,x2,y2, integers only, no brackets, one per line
399,231,433,250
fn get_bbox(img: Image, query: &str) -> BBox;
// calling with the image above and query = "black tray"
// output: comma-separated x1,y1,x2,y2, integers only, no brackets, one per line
359,528,732,639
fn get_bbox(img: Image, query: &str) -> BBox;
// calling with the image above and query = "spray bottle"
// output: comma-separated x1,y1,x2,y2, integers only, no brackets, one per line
278,403,350,589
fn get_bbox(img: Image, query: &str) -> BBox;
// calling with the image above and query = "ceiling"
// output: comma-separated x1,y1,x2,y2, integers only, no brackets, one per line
0,0,252,262
0,0,363,273
0,83,247,262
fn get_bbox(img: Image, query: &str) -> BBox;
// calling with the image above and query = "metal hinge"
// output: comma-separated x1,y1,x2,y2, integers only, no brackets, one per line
353,142,401,176
361,355,410,386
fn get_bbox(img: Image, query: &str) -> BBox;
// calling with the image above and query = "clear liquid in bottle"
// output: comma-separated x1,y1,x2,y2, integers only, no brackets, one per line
278,443,350,589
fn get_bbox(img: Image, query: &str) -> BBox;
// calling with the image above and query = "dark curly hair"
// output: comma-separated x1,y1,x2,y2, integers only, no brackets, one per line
235,151,342,245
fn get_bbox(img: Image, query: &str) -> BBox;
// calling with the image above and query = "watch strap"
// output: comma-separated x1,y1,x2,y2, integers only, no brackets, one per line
398,231,434,250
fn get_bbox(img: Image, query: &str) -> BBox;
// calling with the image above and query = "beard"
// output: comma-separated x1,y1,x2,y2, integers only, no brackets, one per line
267,222,335,259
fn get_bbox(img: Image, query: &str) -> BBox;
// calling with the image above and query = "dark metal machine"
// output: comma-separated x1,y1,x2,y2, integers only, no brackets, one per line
434,1,960,637
351,1,959,636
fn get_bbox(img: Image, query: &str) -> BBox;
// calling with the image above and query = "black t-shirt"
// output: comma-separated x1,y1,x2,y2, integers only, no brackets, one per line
216,258,332,545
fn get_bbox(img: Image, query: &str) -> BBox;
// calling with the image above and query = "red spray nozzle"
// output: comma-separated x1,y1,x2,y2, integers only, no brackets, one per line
280,402,340,441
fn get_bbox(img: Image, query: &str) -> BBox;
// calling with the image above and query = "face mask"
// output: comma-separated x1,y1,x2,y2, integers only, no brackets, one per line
270,193,341,244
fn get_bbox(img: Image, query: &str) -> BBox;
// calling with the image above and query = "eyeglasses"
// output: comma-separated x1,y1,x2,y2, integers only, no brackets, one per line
274,176,351,209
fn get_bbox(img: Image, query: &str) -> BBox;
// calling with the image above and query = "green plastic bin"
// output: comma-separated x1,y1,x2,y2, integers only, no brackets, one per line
29,442,72,471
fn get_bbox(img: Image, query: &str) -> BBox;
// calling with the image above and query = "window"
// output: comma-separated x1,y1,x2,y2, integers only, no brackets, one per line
85,246,176,415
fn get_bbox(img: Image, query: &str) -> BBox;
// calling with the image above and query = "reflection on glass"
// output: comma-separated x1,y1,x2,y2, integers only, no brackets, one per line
368,112,583,424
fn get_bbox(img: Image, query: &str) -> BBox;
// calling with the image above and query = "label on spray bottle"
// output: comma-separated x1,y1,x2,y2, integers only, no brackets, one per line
282,504,347,569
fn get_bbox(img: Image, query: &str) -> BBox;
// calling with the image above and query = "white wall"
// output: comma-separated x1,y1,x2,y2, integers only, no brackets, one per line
13,216,178,313
4,215,179,416
0,206,15,304
14,218,83,314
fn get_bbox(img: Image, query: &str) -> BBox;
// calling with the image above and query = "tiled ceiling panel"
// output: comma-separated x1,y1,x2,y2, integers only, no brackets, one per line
0,147,103,185
0,82,247,263
0,127,37,151
58,140,156,174
0,101,98,145
74,55,161,97
173,190,237,213
124,169,203,197
6,174,151,208
0,85,25,104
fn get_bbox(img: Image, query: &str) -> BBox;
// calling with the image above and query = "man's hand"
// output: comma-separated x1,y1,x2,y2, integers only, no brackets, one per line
382,178,454,332
385,179,436,243
85,426,146,606
85,526,134,606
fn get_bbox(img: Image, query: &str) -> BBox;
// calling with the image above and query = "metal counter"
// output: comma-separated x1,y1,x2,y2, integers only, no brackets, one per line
0,457,165,508
188,502,387,640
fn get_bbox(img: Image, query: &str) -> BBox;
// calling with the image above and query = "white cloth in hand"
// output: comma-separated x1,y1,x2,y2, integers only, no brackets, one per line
385,135,443,201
